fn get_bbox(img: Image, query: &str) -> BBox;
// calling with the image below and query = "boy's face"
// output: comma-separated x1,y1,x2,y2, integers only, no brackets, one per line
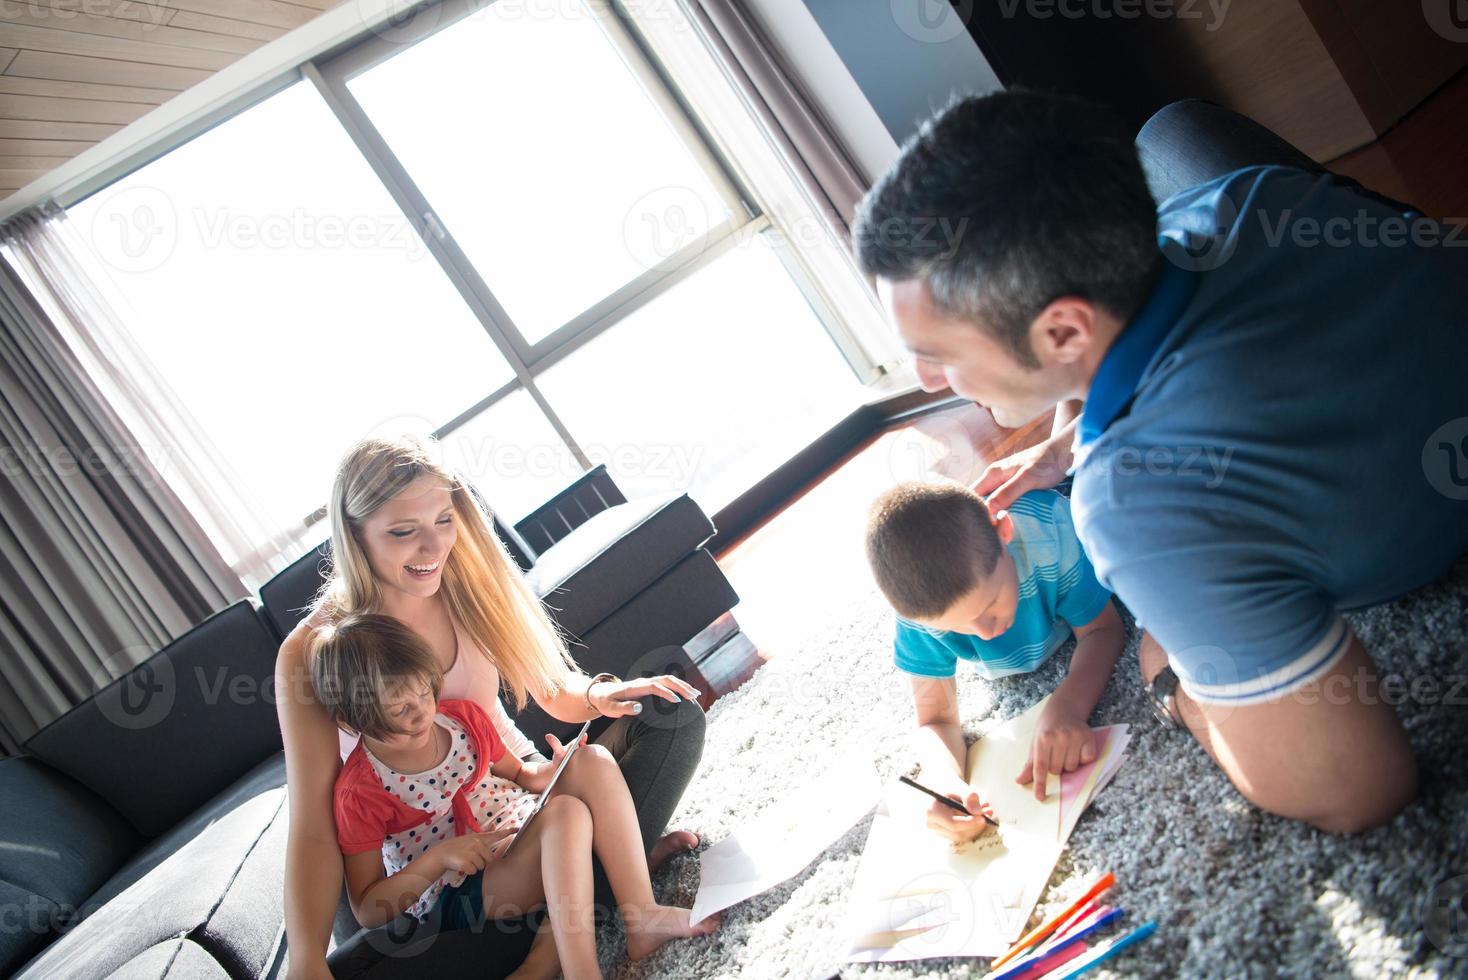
918,550,1021,639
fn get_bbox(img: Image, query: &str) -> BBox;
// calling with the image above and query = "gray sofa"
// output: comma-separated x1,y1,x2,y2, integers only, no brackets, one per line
0,469,738,979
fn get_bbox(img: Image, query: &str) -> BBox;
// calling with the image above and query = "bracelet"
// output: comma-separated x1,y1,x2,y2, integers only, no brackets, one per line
585,672,620,716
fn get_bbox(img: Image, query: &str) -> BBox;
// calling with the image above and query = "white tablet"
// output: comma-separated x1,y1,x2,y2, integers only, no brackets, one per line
501,720,593,856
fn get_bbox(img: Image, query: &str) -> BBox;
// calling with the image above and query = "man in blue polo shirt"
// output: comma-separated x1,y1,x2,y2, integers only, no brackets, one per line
853,91,1468,833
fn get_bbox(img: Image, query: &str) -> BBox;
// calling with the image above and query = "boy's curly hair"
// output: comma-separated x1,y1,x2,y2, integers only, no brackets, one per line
865,480,1004,620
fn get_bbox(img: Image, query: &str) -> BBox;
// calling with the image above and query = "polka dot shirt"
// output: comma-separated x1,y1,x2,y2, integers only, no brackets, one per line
365,712,539,920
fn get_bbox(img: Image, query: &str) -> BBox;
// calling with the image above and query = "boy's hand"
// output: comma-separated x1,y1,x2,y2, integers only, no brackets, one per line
519,731,589,793
925,788,994,844
431,827,520,875
1016,700,1097,801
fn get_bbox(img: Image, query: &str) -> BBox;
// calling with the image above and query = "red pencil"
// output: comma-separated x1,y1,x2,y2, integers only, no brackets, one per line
990,872,1116,969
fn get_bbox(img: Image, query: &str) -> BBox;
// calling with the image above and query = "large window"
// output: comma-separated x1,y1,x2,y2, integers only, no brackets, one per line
67,0,869,569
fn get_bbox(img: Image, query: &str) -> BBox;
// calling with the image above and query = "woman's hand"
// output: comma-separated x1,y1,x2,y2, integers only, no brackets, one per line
431,827,520,875
1016,698,1097,801
590,674,701,718
973,428,1075,512
925,787,995,845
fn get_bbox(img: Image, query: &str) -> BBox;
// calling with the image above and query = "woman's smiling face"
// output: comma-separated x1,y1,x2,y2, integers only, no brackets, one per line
357,473,458,601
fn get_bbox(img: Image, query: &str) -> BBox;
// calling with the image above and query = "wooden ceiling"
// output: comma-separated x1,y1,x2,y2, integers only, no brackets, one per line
0,0,341,202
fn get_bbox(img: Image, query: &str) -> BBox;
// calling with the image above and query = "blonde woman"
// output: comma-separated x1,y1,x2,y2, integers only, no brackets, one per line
275,436,706,980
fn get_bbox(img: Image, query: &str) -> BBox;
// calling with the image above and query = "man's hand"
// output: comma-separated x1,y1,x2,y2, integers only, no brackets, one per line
925,787,995,844
1016,698,1097,801
973,428,1075,512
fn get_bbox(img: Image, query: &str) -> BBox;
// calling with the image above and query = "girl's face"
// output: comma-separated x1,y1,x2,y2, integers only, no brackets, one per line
374,679,438,753
357,473,458,602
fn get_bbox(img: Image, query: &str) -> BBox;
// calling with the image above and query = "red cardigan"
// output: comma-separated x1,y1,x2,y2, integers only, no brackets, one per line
333,698,509,856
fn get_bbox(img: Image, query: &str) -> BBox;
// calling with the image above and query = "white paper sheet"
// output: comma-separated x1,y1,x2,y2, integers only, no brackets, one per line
690,759,883,926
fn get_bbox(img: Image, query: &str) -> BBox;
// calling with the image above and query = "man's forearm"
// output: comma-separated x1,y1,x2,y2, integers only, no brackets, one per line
1052,400,1082,439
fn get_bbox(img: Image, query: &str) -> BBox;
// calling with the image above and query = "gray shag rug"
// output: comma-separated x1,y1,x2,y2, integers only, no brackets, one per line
597,558,1468,979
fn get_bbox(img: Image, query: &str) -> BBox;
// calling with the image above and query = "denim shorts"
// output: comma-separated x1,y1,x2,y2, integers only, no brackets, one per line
437,871,486,931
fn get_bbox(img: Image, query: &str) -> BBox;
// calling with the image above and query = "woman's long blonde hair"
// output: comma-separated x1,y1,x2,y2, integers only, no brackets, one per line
315,434,578,710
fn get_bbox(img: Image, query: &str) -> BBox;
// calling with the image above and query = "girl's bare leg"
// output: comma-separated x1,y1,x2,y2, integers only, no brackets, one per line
551,745,720,961
505,923,559,980
478,795,599,979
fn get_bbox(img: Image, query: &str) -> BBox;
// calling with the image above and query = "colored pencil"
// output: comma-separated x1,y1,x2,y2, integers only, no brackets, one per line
1044,921,1157,979
990,872,1116,968
989,908,1123,980
898,775,1000,827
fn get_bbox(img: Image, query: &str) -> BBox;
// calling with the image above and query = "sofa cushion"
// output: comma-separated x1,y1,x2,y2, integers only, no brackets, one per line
14,784,287,979
526,495,714,637
0,757,142,976
24,600,282,838
258,541,333,641
105,938,232,979
512,548,736,747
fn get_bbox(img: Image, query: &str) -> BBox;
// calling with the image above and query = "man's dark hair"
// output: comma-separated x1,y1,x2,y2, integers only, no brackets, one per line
854,90,1159,368
865,480,1004,620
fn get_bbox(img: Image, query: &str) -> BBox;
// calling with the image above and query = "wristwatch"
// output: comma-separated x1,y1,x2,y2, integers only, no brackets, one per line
1146,665,1182,730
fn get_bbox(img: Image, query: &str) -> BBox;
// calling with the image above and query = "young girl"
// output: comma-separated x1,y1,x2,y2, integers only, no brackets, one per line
310,612,718,977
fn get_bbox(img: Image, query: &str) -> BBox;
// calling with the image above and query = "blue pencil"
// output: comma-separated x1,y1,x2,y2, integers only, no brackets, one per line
1045,920,1157,979
990,908,1124,980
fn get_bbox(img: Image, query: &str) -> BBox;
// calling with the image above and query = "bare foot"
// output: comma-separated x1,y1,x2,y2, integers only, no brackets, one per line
648,830,699,873
506,922,560,980
624,905,720,962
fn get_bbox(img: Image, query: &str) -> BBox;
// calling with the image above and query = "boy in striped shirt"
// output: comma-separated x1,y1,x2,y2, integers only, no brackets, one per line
865,481,1125,843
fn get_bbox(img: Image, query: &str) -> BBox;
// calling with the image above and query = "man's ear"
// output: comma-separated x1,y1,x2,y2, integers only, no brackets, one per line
992,509,1014,545
1030,297,1098,365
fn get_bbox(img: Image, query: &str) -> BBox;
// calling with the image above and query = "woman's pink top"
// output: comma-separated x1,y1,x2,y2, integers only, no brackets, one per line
337,615,537,762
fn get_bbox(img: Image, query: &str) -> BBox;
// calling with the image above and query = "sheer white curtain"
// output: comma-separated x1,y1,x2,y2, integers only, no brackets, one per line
626,0,907,377
2,199,300,593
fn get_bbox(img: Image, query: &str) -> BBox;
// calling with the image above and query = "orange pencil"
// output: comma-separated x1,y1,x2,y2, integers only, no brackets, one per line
989,872,1116,970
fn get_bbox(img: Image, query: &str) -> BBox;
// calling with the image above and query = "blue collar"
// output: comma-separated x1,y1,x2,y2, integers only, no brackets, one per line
1077,259,1199,447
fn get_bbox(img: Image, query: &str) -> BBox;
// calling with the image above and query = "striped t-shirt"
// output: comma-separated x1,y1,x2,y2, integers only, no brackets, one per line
893,490,1112,679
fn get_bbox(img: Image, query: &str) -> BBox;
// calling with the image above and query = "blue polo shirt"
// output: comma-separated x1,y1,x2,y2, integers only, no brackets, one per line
894,490,1112,679
1072,165,1468,705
